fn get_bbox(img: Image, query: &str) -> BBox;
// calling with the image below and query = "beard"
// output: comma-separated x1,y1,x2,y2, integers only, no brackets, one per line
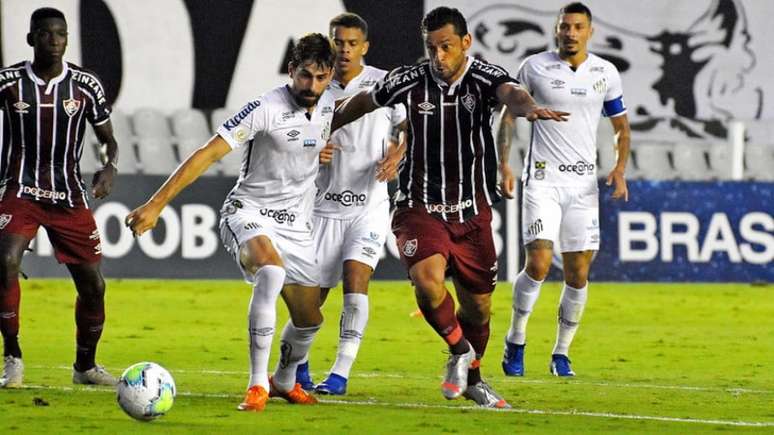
292,90,321,108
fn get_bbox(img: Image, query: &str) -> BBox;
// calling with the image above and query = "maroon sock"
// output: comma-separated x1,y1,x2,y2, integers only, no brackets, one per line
458,316,490,385
418,292,469,354
0,278,21,358
74,297,105,371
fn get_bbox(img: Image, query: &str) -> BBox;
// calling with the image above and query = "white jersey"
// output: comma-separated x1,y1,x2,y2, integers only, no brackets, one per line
518,51,626,189
217,85,334,217
314,65,406,219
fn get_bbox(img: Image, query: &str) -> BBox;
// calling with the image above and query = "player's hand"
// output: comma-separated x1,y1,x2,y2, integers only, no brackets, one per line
526,107,569,122
319,142,340,165
498,163,516,199
376,141,404,182
606,167,629,202
91,164,116,199
125,202,163,237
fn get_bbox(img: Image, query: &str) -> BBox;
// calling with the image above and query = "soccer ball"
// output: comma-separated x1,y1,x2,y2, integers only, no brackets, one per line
116,362,176,421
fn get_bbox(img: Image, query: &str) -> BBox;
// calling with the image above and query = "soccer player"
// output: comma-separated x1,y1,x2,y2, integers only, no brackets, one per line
331,7,568,407
296,13,407,396
0,8,119,388
501,2,631,377
125,33,335,412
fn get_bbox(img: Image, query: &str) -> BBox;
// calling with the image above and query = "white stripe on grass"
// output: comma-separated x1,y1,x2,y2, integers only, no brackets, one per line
19,383,774,428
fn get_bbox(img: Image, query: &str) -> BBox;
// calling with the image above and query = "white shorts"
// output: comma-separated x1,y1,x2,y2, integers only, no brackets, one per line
521,184,600,252
313,200,390,289
219,201,318,286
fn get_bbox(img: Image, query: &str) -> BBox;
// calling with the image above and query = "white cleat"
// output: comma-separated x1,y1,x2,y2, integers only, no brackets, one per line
73,364,117,386
441,345,475,400
0,356,23,388
463,381,511,408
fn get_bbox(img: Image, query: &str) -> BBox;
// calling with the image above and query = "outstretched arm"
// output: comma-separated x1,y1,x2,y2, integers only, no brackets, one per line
125,135,231,235
495,83,569,122
91,120,119,199
606,114,631,201
332,90,380,133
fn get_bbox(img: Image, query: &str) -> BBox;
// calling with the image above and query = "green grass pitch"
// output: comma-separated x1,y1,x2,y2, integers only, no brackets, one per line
1,279,772,433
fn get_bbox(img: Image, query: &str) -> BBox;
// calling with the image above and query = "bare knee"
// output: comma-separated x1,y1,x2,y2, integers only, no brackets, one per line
564,269,589,289
342,260,372,294
0,251,22,279
524,243,553,281
409,257,447,308
458,294,491,325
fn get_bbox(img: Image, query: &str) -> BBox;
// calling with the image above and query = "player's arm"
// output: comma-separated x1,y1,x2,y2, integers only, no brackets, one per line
332,91,379,133
495,83,569,122
606,114,631,202
496,105,516,199
91,120,119,199
126,136,231,236
376,120,408,182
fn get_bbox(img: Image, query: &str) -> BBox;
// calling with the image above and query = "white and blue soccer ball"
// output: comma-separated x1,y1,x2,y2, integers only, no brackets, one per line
116,362,176,421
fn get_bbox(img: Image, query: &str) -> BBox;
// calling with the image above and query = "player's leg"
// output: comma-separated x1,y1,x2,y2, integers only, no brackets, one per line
66,262,116,385
550,187,599,376
270,283,320,404
0,233,32,388
503,185,561,376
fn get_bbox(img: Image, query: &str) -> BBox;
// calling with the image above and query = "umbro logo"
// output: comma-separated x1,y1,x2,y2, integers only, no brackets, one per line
13,101,29,113
286,129,300,141
417,101,435,114
550,79,565,89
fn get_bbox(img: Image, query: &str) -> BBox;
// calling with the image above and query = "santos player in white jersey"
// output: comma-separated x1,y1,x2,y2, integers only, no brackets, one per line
126,34,336,411
501,2,631,377
296,13,407,396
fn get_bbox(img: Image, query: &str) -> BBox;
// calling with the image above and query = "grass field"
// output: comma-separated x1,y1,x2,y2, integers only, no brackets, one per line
1,279,772,433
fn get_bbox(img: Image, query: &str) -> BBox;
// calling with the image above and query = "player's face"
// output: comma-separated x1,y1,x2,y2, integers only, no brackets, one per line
331,26,369,76
29,18,68,63
424,24,472,83
289,61,334,108
556,13,593,57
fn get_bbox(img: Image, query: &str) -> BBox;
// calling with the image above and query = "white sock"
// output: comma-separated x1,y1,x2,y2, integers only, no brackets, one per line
552,283,588,356
272,320,321,392
246,265,286,390
331,293,369,379
505,271,543,345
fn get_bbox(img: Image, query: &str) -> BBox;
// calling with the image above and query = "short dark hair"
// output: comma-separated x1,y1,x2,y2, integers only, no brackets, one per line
329,13,368,39
30,7,66,32
421,7,468,37
559,2,592,22
290,33,336,70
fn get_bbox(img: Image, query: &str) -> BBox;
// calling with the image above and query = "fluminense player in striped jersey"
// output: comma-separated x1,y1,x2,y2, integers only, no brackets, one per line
331,7,568,408
501,2,631,378
0,8,120,388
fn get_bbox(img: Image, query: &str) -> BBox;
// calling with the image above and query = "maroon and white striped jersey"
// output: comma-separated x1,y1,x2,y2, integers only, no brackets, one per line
0,61,111,208
370,56,517,222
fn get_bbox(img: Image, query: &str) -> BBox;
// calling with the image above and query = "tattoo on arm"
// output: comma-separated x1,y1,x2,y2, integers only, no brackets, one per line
526,239,554,251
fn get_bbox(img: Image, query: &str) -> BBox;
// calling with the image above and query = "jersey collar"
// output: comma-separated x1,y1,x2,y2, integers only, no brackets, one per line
25,60,69,95
430,56,473,96
552,50,590,72
331,64,368,91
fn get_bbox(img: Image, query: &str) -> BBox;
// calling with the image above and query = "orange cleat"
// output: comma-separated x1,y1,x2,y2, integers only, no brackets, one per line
237,385,269,411
269,376,318,405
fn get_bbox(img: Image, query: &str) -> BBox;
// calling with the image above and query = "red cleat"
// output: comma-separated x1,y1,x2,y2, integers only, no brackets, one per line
269,376,318,405
237,385,269,411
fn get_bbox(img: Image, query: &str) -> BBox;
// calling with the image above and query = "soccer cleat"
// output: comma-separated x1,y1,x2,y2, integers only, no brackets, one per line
269,376,318,405
441,344,476,400
314,373,348,395
502,341,525,376
0,356,23,388
295,361,315,391
72,364,118,385
237,385,269,411
463,381,512,409
550,354,576,376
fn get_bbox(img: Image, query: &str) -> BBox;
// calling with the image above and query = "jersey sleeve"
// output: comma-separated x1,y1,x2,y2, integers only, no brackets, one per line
472,61,519,101
515,58,532,94
390,102,407,126
216,99,267,149
370,65,419,108
602,67,627,118
83,74,112,126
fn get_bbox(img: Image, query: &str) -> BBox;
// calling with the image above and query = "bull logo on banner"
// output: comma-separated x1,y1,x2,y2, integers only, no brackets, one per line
467,0,764,142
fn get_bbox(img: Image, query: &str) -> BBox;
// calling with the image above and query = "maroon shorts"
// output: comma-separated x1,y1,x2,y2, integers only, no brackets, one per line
392,205,497,294
0,193,101,264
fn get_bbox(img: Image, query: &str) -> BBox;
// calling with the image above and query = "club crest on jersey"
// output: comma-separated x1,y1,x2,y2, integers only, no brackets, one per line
13,101,30,113
402,238,418,257
417,101,435,115
62,98,81,117
593,78,608,94
0,214,12,230
461,93,476,112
